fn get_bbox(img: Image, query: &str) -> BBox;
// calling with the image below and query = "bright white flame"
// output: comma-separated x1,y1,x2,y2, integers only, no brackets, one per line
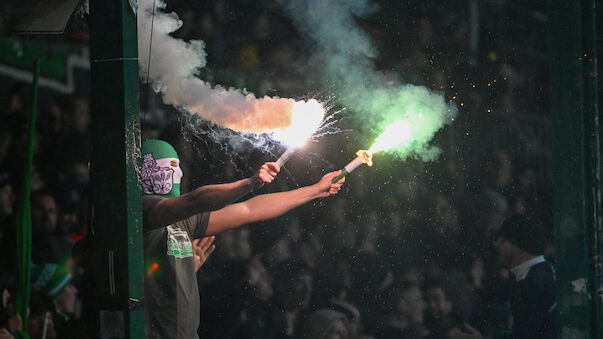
271,99,326,147
369,119,412,154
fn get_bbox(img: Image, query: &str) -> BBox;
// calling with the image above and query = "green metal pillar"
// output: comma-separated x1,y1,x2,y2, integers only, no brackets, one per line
89,1,144,338
550,0,601,338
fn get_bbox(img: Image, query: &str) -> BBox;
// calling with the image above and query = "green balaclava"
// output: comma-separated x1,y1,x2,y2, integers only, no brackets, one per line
141,139,183,198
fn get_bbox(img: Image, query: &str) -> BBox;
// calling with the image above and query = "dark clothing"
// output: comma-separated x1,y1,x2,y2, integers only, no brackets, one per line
424,314,456,339
142,195,209,339
32,233,74,264
53,310,70,338
509,261,556,339
374,318,408,339
233,296,273,339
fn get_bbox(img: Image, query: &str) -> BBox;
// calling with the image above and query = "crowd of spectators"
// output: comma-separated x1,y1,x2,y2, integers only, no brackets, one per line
0,0,554,338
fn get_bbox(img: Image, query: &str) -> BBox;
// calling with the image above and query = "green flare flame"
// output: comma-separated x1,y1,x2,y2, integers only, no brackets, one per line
285,0,457,161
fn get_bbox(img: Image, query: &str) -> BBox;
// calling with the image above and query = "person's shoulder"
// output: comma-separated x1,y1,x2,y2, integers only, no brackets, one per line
143,195,164,203
524,260,555,287
142,195,166,228
142,195,164,209
528,261,554,276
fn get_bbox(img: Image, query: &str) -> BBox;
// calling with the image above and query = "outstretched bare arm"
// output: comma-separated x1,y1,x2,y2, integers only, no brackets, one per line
206,171,344,235
146,162,280,230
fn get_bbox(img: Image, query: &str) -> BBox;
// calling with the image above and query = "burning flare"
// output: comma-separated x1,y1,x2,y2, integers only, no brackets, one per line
332,120,412,183
332,150,374,183
137,0,325,145
271,99,326,147
368,119,412,154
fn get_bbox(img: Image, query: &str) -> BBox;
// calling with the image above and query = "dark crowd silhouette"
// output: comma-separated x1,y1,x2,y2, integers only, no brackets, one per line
0,0,556,338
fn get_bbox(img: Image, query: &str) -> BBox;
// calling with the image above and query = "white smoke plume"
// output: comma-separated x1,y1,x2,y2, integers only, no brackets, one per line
137,0,323,138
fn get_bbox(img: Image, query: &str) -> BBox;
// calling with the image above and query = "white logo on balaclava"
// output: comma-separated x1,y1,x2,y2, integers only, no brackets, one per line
141,153,183,195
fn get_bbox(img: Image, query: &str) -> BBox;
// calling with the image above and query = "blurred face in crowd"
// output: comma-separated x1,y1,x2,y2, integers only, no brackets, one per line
246,257,273,302
470,258,485,288
340,305,362,338
359,211,379,251
518,167,536,192
68,97,90,135
493,236,516,269
397,286,425,324
200,12,214,39
252,14,270,41
1,289,21,334
54,284,78,315
31,194,58,233
1,289,8,309
0,133,11,160
424,287,452,320
324,319,348,339
486,150,513,188
217,228,252,261
430,193,460,236
0,184,14,216
277,271,313,311
293,271,313,309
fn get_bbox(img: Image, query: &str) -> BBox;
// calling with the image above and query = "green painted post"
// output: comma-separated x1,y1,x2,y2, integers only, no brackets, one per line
549,0,601,338
14,60,40,339
89,1,144,338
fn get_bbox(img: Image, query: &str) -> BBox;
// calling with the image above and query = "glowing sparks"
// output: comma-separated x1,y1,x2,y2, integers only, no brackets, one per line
356,150,373,166
368,119,412,154
271,99,326,147
331,150,373,183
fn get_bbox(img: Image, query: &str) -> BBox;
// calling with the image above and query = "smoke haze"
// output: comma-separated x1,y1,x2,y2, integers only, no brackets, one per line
284,0,457,160
137,0,318,136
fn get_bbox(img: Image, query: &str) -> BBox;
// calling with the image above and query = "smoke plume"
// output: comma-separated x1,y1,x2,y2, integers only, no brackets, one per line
137,0,322,138
285,0,457,160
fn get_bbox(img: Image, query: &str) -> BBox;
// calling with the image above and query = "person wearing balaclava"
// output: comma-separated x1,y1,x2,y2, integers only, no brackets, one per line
141,139,345,339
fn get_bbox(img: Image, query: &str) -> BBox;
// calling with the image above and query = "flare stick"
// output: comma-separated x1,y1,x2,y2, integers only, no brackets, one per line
275,147,296,167
332,150,373,183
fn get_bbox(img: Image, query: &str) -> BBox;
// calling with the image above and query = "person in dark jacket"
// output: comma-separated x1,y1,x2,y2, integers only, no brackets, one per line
449,213,555,339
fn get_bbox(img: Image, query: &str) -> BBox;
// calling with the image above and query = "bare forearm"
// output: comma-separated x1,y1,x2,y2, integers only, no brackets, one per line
147,178,254,230
187,178,255,211
239,185,321,221
207,185,322,234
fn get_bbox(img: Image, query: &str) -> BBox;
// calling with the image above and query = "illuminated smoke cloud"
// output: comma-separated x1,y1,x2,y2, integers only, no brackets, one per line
285,0,457,160
137,0,324,144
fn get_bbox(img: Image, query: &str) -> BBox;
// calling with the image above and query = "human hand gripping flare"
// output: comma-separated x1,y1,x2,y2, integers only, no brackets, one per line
251,162,281,189
313,170,345,198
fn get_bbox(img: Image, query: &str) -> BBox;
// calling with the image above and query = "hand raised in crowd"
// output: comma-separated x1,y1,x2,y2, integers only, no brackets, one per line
193,236,216,271
0,328,13,339
448,323,483,339
5,314,21,335
253,162,280,186
313,171,345,198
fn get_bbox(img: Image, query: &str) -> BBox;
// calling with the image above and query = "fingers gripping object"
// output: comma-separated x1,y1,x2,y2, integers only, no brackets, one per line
253,148,293,190
332,150,373,183
275,147,296,168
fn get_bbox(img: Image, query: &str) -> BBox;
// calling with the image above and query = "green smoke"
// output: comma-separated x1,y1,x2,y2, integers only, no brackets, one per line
285,0,457,161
